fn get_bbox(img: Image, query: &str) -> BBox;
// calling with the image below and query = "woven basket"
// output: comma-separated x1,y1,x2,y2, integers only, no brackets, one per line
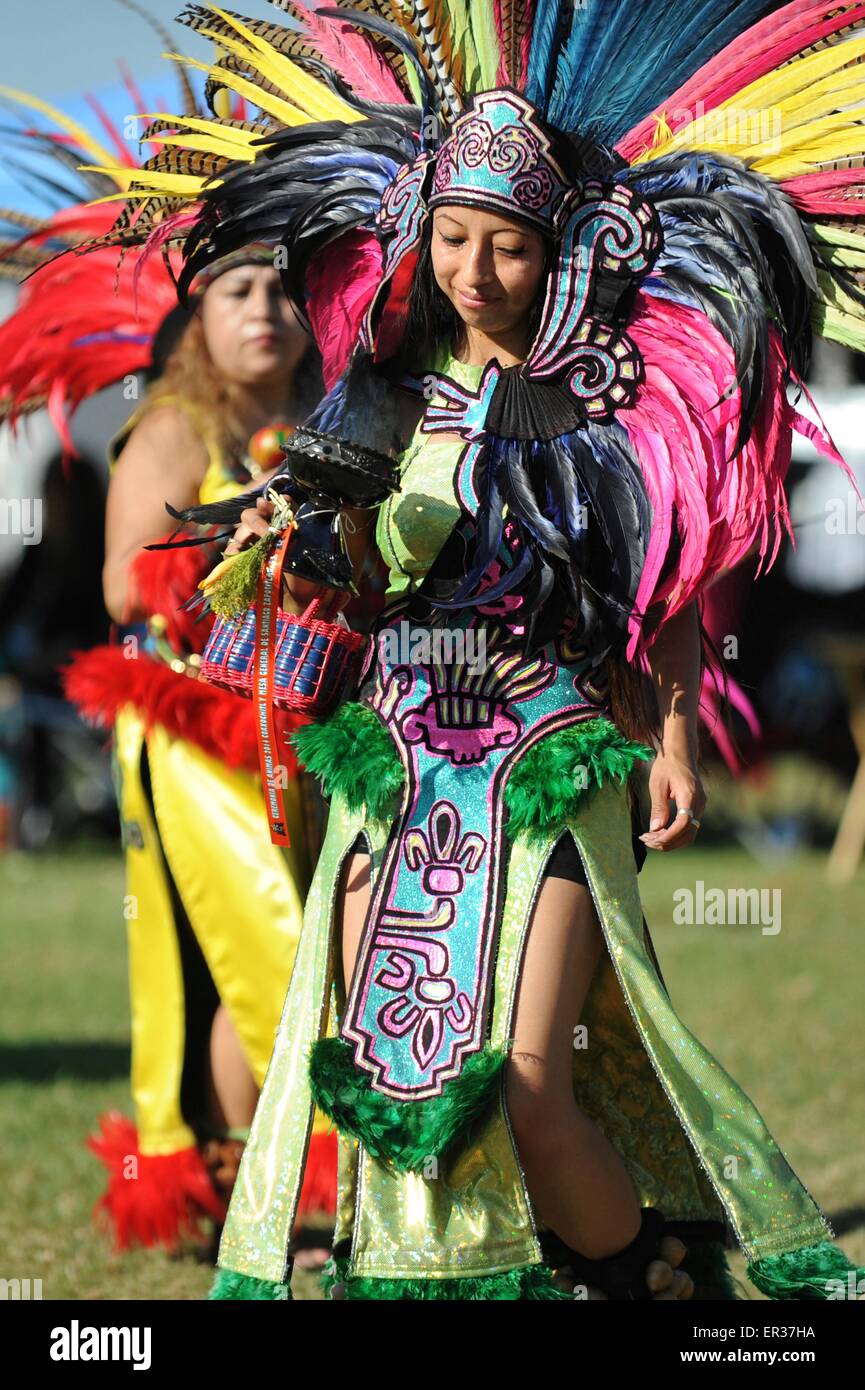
201,597,367,716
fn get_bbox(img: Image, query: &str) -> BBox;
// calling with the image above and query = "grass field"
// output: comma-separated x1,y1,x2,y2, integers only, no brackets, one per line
1,841,863,1301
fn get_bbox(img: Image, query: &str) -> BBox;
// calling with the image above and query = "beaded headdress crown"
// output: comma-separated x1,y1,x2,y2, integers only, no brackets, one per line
427,90,571,232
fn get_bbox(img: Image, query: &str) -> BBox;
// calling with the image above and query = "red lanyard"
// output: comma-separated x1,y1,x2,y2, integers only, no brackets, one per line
254,526,294,846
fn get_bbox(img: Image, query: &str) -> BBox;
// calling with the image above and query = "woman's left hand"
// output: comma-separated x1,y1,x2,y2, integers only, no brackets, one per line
639,748,706,852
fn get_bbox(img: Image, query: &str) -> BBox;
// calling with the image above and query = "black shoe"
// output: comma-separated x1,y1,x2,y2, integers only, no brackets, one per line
540,1207,670,1301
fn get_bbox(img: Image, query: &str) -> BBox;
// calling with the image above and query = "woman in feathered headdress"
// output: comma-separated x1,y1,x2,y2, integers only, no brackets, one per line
93,2,865,1299
0,74,340,1255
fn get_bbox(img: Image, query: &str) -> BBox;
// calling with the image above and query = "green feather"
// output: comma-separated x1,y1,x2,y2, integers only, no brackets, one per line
309,1036,506,1171
209,1268,291,1300
813,268,865,352
291,700,404,818
747,1241,865,1300
206,534,272,621
467,1,501,91
321,1252,570,1300
504,717,652,843
813,222,865,259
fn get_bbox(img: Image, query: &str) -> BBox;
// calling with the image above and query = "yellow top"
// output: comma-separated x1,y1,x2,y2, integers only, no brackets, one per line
108,392,241,505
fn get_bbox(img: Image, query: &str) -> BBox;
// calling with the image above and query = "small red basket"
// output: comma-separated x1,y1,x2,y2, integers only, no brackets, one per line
201,596,368,717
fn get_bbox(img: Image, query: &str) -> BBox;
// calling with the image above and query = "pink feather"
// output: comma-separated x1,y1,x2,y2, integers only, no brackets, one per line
133,210,198,307
620,293,803,658
304,229,383,389
699,662,761,773
289,1,406,104
780,167,865,214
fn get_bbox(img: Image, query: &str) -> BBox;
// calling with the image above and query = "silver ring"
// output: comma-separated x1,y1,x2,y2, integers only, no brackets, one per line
676,808,701,830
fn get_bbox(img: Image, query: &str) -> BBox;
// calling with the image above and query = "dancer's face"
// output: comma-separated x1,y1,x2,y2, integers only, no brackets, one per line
200,264,309,386
431,205,548,337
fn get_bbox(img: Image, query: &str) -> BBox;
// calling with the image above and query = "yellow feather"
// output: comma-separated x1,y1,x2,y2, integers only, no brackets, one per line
137,133,258,163
213,87,234,120
752,124,865,180
161,52,308,126
79,166,212,196
0,85,118,173
757,122,865,171
191,25,344,119
642,32,865,165
137,113,261,148
198,5,360,122
727,32,865,117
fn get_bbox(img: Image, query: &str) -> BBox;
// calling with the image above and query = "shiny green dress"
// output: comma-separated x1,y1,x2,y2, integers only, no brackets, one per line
212,348,847,1302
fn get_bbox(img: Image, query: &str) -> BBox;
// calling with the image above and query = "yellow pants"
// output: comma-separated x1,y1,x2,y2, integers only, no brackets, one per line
112,705,324,1156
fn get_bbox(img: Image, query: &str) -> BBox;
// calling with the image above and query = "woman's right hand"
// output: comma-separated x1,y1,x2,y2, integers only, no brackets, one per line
224,495,346,618
224,494,274,556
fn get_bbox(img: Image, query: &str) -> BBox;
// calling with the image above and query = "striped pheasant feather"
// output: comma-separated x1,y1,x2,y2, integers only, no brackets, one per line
164,6,364,125
379,1,464,122
494,0,534,88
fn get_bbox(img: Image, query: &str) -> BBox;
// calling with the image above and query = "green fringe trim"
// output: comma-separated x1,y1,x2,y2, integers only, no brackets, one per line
321,1254,570,1301
504,717,652,843
680,1241,740,1301
291,701,404,820
209,1268,292,1300
747,1241,865,1301
309,1037,505,1173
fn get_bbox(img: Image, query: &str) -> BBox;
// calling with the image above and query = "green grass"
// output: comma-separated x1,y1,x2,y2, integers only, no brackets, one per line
1,843,862,1301
638,846,865,1298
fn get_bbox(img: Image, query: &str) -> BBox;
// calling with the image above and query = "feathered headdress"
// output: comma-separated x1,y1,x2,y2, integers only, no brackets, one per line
0,63,273,455
0,79,189,454
82,1,865,657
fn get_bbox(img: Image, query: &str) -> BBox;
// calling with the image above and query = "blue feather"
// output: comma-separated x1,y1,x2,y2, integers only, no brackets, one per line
525,1,565,109
546,1,777,144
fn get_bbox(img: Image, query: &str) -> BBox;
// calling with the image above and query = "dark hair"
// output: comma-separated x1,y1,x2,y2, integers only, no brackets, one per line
396,215,556,373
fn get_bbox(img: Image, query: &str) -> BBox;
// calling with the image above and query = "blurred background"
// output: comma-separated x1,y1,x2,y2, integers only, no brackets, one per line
0,0,862,1302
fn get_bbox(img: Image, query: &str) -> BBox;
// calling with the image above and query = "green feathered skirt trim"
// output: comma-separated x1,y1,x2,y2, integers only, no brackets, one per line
291,701,404,820
504,717,653,842
321,1254,570,1301
309,1037,506,1172
747,1241,865,1300
292,706,651,837
209,1269,291,1300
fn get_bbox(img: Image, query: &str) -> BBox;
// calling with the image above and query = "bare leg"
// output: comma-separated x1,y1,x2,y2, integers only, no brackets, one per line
507,874,642,1258
507,873,692,1297
338,849,373,996
207,1003,258,1130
